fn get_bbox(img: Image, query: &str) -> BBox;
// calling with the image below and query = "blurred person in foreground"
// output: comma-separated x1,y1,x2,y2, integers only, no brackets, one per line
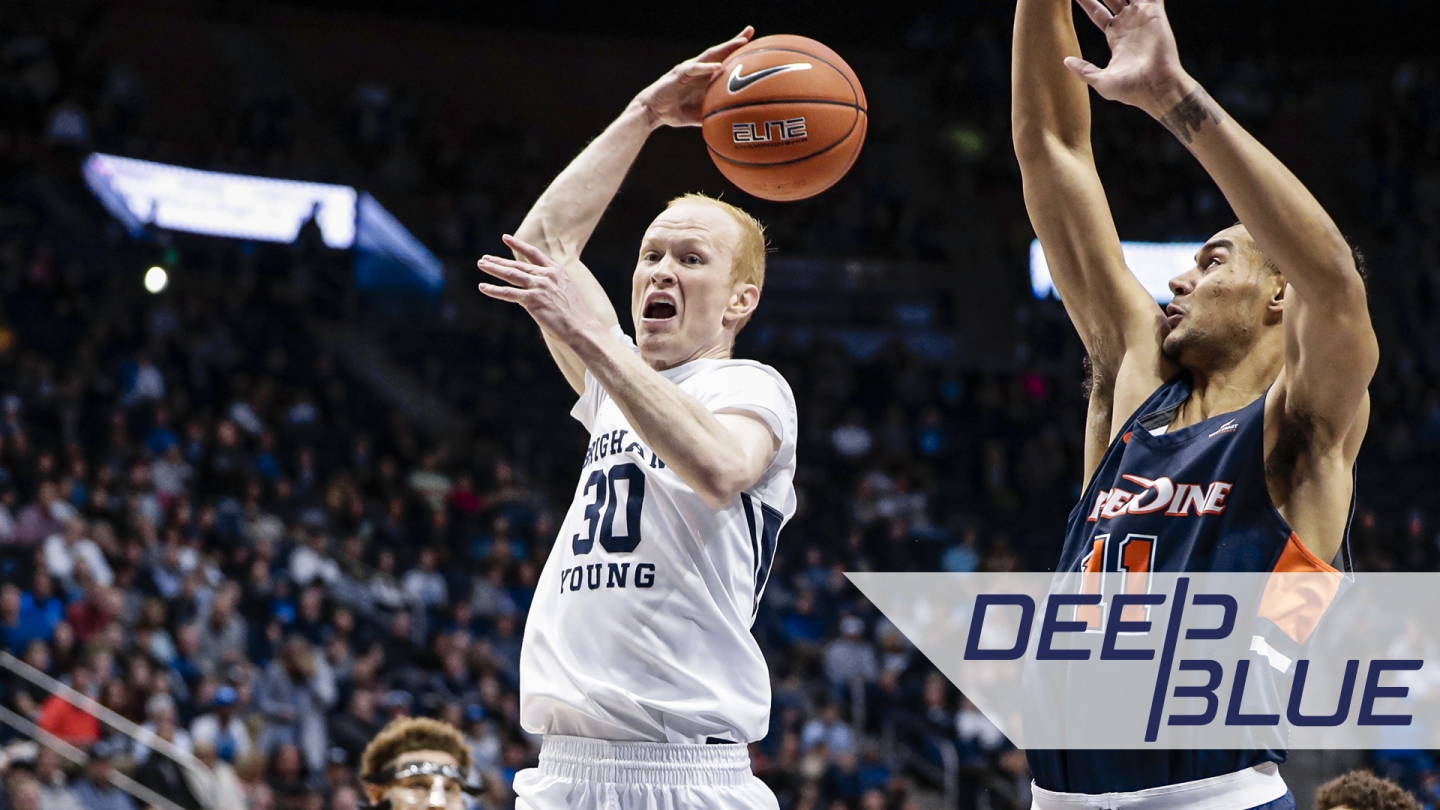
475,25,796,810
1013,0,1375,804
1314,771,1421,810
359,718,478,810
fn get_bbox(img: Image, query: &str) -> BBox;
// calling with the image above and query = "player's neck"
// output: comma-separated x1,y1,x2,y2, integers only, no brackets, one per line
644,339,734,371
1176,343,1284,428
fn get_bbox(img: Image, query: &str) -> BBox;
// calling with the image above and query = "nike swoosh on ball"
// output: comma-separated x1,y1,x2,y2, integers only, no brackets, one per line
726,62,813,94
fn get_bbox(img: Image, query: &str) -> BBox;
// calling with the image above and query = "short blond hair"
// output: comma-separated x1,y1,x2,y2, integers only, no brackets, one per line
667,193,767,331
360,717,472,779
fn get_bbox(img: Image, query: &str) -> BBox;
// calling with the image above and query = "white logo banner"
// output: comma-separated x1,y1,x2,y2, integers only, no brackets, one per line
850,572,1440,749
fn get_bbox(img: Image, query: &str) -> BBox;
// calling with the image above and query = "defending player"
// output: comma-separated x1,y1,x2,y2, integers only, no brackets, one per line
1013,0,1375,804
473,27,794,810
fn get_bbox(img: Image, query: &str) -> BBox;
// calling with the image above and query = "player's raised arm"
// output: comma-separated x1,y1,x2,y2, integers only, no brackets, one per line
1064,0,1378,452
503,27,754,395
1012,0,1173,478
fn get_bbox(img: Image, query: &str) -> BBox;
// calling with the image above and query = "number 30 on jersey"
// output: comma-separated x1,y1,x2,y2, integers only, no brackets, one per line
572,462,646,555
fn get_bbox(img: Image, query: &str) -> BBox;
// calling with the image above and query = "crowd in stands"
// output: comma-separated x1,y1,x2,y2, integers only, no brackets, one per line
1,3,1440,810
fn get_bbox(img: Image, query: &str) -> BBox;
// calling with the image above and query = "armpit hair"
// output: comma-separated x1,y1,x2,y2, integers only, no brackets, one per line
1081,351,1120,403
1265,408,1317,499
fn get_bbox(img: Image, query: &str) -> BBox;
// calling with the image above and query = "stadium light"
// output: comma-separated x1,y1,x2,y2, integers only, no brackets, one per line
83,153,444,293
144,266,168,293
83,153,357,248
1030,239,1206,304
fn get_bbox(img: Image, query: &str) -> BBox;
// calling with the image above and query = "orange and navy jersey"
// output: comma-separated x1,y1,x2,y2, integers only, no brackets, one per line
1028,372,1352,794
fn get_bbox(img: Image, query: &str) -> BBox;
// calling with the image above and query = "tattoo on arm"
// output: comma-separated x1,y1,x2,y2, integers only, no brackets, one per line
1159,88,1225,144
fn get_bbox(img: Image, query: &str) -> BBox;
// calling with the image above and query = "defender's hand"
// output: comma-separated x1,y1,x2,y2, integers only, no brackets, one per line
634,26,754,129
478,236,606,345
1064,0,1193,119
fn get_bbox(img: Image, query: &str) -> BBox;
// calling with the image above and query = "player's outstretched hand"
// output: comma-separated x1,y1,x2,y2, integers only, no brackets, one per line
635,26,754,130
478,236,604,344
1064,0,1193,119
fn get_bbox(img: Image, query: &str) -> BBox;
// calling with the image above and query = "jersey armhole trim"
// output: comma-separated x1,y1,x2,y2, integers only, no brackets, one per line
1272,530,1340,575
1258,532,1344,645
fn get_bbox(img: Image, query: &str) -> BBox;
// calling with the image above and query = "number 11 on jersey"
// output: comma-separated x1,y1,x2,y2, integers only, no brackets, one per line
1077,533,1156,630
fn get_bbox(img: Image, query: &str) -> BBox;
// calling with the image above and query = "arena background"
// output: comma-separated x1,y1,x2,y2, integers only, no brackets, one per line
1,0,1439,808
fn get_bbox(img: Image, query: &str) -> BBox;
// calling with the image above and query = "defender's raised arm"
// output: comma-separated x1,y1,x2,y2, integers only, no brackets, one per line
1066,0,1377,476
502,28,754,394
1012,0,1171,481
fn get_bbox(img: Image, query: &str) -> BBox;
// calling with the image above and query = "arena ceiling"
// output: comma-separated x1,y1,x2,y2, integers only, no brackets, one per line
260,0,1438,59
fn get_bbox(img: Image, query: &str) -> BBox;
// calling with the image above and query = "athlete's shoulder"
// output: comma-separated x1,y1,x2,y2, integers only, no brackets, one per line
692,358,792,389
679,360,798,455
685,360,796,411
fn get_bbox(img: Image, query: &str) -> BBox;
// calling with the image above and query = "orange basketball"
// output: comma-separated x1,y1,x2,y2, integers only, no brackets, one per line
701,35,867,202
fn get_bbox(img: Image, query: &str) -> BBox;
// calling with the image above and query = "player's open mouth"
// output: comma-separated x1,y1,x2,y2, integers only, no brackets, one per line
642,293,678,322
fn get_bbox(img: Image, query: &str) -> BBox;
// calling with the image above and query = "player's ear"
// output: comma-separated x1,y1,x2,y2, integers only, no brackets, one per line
723,283,761,329
1267,280,1287,321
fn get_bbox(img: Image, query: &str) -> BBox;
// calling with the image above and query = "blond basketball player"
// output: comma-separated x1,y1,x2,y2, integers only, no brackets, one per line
474,26,794,810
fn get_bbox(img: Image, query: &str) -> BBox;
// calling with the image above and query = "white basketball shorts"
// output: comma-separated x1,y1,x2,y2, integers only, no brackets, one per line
513,735,780,810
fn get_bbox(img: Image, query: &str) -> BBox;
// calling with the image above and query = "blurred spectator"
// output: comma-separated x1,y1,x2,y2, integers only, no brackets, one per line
71,742,134,810
192,739,248,810
327,690,381,766
152,447,193,503
19,573,65,644
801,702,854,760
45,520,113,591
120,355,166,406
824,615,878,689
289,532,339,588
402,547,447,611
37,663,101,745
195,583,248,674
2,583,36,652
462,704,501,780
34,747,84,810
15,482,70,548
256,637,336,772
830,412,873,460
135,726,203,810
956,696,1007,766
9,772,46,810
191,685,253,763
133,693,195,764
941,527,982,573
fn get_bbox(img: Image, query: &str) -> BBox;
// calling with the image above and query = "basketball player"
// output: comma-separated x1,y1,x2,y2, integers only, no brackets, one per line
360,717,479,810
473,26,794,810
1013,0,1375,805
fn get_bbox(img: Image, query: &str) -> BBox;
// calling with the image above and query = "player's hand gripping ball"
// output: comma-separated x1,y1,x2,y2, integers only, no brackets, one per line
701,35,867,201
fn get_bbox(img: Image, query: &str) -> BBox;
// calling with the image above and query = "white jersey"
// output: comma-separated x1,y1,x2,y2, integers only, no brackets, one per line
519,330,797,744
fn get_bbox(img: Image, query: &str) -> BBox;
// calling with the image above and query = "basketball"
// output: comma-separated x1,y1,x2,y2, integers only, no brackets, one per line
701,35,867,202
